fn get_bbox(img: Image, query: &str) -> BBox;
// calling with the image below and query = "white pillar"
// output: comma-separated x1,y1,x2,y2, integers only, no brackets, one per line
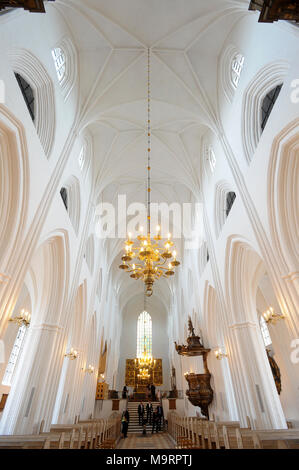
0,323,64,435
227,321,287,429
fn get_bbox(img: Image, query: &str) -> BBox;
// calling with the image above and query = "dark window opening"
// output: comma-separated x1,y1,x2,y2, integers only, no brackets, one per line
261,84,282,132
60,187,68,211
207,250,209,263
226,191,236,217
14,73,35,122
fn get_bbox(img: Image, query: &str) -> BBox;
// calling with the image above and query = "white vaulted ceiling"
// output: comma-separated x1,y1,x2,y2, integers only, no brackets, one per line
53,0,250,305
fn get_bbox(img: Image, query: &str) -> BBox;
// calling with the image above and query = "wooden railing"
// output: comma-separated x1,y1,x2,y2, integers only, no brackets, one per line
167,412,299,449
0,414,121,449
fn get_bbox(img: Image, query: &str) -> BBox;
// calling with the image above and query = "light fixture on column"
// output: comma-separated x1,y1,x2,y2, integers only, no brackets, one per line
118,49,180,297
262,307,285,324
65,348,78,360
83,364,95,374
214,348,228,360
9,308,31,327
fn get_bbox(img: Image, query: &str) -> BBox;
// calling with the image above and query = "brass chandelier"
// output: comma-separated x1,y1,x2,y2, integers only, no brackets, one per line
119,49,180,297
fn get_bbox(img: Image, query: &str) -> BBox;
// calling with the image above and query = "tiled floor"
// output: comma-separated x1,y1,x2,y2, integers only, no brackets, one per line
117,432,175,449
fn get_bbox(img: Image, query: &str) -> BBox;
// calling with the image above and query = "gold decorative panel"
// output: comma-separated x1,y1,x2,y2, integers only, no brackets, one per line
153,359,163,386
125,358,163,387
125,359,136,387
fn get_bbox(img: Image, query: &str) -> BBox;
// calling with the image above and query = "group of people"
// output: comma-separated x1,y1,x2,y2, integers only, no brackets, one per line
138,401,164,434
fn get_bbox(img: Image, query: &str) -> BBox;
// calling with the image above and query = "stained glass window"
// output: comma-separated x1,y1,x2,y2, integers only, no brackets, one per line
137,311,152,357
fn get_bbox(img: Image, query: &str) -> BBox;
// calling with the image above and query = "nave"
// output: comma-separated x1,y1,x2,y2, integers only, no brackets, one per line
117,432,174,450
0,0,298,453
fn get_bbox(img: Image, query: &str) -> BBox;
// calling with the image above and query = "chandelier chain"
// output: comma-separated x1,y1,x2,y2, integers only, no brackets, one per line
147,48,151,235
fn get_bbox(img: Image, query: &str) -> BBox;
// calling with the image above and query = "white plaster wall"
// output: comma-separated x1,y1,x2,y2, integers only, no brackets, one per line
117,294,170,392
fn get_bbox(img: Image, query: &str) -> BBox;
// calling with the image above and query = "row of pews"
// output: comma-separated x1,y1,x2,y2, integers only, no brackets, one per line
0,413,121,449
168,412,299,449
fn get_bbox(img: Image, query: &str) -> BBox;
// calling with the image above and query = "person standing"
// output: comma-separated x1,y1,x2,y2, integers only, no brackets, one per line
151,409,158,434
138,402,144,426
121,412,128,438
157,404,163,431
122,385,128,399
150,383,156,401
146,401,153,424
124,408,130,425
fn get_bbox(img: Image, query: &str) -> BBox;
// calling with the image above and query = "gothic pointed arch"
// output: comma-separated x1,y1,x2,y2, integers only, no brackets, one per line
242,61,289,164
0,106,29,270
214,180,236,238
268,118,299,274
9,48,55,158
60,175,81,235
51,36,78,101
218,43,244,103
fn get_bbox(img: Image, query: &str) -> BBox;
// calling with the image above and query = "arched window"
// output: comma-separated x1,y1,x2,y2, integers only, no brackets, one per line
51,38,77,101
204,144,216,176
215,182,236,237
261,84,282,132
137,311,152,357
231,54,244,88
52,47,66,82
259,316,272,347
59,177,81,234
14,73,34,121
199,241,209,275
60,187,68,211
2,324,27,386
226,191,236,217
219,44,244,102
78,147,85,170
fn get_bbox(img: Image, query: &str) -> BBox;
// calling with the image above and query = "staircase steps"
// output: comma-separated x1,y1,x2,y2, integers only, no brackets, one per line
125,402,162,434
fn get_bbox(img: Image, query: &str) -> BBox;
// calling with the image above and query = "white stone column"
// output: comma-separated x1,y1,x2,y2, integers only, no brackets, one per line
227,321,287,429
0,323,64,435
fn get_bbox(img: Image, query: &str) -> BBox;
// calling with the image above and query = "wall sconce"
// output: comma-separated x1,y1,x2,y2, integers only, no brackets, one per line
65,348,78,360
84,364,95,374
9,309,31,327
262,307,285,324
214,348,228,360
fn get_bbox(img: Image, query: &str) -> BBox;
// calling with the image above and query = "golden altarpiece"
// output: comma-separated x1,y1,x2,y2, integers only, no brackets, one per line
125,358,163,396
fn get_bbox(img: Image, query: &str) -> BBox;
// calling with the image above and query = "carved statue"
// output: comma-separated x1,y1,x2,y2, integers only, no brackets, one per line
266,349,282,395
188,316,195,336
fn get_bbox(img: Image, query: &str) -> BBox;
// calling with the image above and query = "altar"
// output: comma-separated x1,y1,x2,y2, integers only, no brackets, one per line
125,358,163,394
